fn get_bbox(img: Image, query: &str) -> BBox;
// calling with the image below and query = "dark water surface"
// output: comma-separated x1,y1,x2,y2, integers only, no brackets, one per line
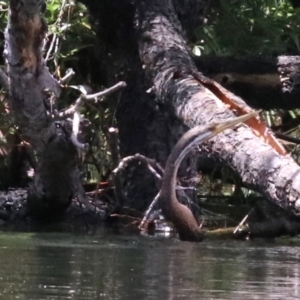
0,229,299,300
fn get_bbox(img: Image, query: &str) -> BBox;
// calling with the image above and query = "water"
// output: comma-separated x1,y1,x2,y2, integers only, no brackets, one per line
0,229,299,300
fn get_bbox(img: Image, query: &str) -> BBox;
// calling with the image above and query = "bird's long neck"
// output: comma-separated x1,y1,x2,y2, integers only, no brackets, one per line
160,125,215,212
159,111,259,241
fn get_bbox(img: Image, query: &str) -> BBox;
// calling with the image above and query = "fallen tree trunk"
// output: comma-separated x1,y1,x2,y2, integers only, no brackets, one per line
135,0,300,215
77,0,300,217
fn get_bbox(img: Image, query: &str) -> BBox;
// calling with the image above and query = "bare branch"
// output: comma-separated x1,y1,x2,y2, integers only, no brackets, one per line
83,81,127,100
59,68,75,85
56,81,127,119
108,127,120,168
139,192,160,230
112,153,164,207
70,133,88,151
113,153,164,181
45,33,57,62
58,96,83,118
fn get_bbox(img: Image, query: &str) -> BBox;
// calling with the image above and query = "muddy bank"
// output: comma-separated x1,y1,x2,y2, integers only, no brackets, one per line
0,189,109,231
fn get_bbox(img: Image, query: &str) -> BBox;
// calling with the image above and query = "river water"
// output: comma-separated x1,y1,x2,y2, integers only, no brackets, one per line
0,229,299,300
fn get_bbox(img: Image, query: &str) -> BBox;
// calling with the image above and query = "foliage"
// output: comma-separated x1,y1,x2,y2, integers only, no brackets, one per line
45,0,94,78
44,0,117,183
0,0,116,186
194,0,300,56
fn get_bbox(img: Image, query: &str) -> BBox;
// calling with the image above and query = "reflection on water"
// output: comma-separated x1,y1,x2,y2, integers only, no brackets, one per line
0,229,299,300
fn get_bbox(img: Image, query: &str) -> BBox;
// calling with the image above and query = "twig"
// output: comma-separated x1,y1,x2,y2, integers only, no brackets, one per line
59,81,126,153
70,133,88,151
112,153,164,208
45,33,57,62
108,127,120,169
56,81,127,119
275,132,300,145
110,213,142,225
59,68,75,85
83,81,127,100
139,192,160,230
113,153,164,181
55,0,67,26
234,208,253,234
44,0,67,62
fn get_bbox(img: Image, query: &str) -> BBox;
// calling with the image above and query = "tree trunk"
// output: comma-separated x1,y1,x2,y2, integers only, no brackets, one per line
78,0,300,218
5,0,84,219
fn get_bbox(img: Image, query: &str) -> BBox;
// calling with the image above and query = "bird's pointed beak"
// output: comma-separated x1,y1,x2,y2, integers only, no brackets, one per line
214,110,261,134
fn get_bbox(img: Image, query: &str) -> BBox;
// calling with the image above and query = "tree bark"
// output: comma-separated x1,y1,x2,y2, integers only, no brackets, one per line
5,0,83,218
